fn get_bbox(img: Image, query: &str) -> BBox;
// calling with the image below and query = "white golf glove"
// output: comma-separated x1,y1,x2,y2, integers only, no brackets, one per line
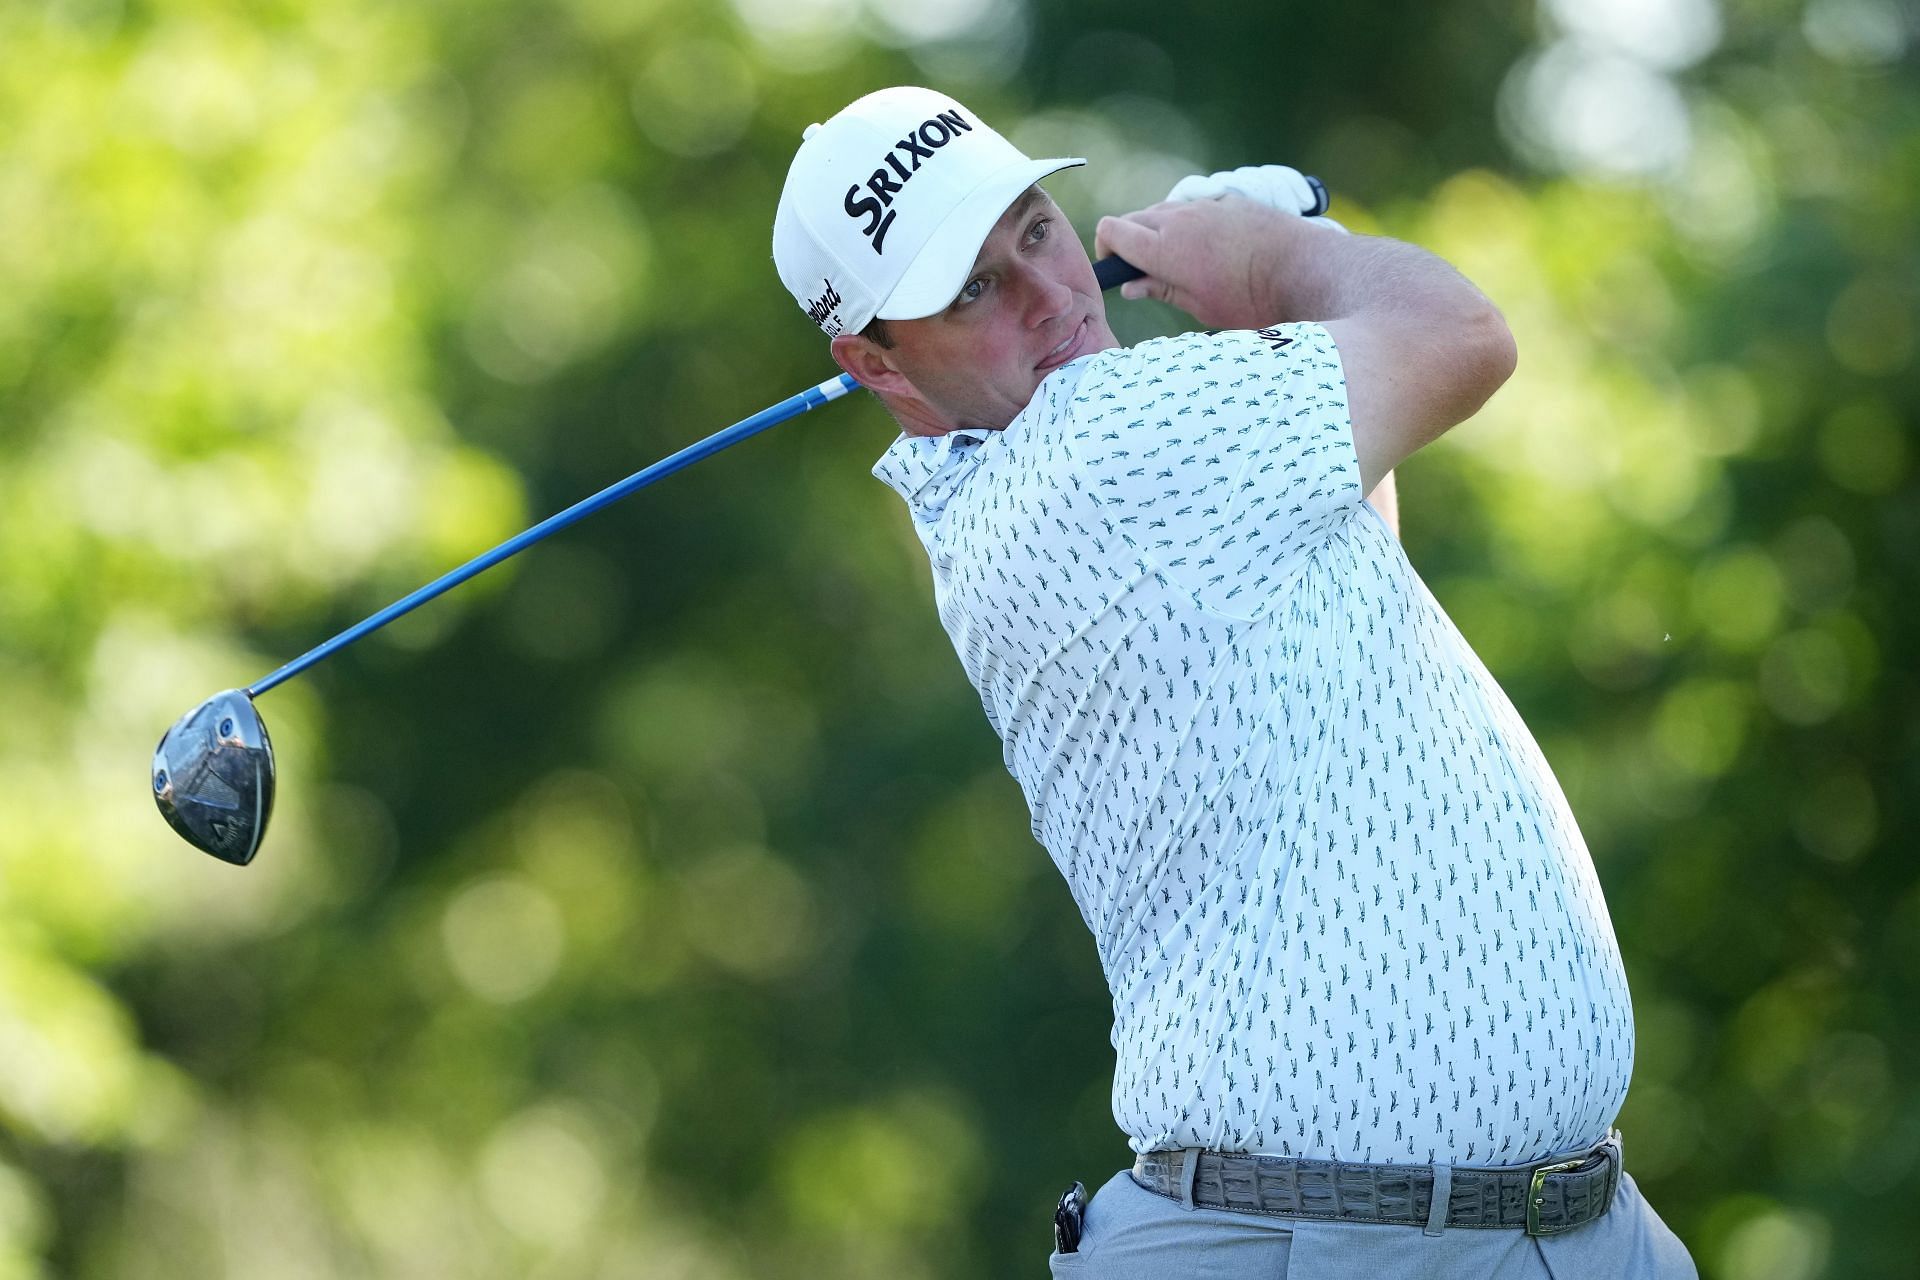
1164,164,1348,234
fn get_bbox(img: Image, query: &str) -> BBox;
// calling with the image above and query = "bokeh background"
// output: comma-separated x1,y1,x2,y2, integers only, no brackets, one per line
2,0,1915,1275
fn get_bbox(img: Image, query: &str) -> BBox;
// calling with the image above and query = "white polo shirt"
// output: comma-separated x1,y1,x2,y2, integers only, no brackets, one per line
873,324,1634,1166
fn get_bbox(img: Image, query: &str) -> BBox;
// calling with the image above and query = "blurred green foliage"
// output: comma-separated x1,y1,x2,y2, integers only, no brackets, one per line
1,0,1915,1276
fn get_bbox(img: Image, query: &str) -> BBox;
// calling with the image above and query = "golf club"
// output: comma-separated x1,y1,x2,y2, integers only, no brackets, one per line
153,176,1331,866
152,371,857,865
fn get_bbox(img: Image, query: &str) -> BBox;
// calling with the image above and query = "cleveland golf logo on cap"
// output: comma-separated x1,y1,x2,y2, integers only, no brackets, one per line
804,278,844,335
842,108,976,254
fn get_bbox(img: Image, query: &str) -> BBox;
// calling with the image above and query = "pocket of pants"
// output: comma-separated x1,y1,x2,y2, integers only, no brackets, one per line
1048,1178,1091,1272
1048,1171,1140,1270
1073,1171,1299,1278
1048,1246,1090,1275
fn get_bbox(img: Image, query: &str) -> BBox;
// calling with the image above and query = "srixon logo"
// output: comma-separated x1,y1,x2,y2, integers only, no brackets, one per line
843,109,975,255
805,277,844,335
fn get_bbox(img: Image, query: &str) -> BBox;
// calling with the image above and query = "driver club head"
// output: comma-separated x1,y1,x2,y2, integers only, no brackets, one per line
153,689,276,865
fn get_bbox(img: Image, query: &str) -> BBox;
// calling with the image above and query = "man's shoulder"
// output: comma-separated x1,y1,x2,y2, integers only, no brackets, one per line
1069,324,1340,400
1048,324,1342,435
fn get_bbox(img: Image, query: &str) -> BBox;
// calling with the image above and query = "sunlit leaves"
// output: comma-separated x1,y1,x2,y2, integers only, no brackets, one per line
1,1,1915,1277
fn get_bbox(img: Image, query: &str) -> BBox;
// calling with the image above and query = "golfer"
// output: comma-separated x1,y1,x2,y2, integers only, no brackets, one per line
773,87,1696,1278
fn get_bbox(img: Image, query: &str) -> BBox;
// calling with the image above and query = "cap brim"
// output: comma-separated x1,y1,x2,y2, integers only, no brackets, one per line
874,156,1086,321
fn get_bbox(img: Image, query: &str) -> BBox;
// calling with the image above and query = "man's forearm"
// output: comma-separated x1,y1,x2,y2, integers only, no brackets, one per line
1253,218,1500,334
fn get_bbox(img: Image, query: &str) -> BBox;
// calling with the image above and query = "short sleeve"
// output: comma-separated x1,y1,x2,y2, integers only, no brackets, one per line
1060,323,1363,616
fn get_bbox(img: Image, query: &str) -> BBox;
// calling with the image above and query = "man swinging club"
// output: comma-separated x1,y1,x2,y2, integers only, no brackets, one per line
772,86,1696,1278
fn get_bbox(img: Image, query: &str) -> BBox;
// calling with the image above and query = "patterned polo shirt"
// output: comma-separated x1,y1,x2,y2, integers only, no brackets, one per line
872,324,1634,1165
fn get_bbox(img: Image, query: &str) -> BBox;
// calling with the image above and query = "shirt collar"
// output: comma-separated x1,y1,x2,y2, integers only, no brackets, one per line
867,359,1095,521
871,425,999,521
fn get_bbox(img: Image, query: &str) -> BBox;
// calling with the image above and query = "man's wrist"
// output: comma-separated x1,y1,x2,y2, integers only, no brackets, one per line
1245,209,1321,326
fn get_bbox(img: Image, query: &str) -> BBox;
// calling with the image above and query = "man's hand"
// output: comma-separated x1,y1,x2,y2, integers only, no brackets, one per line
1094,195,1331,330
1163,163,1350,235
1166,164,1321,214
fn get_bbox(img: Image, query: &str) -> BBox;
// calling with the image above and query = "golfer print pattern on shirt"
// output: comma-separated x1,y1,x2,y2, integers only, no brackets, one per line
873,324,1634,1166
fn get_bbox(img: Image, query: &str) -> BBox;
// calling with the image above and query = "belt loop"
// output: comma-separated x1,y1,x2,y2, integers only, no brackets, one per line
1179,1149,1201,1212
1423,1163,1452,1237
1604,1130,1624,1213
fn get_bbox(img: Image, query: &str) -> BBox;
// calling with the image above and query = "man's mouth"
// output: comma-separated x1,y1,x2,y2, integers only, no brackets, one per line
1036,318,1088,373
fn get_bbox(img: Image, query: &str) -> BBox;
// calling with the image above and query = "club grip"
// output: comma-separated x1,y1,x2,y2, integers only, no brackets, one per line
1093,174,1330,294
1094,256,1145,290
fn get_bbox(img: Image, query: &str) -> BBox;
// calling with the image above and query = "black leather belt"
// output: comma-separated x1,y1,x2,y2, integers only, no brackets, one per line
1131,1131,1622,1237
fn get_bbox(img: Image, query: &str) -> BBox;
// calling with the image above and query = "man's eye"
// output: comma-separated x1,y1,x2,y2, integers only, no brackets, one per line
1029,218,1051,243
959,278,987,303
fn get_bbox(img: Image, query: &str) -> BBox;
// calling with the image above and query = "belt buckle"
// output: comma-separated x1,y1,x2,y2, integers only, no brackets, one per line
1525,1157,1587,1236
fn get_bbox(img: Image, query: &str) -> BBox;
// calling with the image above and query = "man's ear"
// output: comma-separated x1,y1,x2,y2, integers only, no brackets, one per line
830,333,915,398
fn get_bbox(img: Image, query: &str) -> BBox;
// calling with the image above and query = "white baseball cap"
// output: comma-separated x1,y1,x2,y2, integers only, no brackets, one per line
773,87,1084,338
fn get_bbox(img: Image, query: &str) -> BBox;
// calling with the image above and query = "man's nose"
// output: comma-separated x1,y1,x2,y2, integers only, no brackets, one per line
1015,262,1074,327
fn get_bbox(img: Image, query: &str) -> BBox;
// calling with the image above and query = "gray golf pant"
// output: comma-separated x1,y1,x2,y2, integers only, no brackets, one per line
1048,1165,1697,1279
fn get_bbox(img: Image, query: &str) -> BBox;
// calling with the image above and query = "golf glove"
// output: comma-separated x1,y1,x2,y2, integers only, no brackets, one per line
1164,164,1349,234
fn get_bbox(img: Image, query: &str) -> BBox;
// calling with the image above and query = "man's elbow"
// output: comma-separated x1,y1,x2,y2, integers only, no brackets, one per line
1474,302,1518,394
1451,301,1516,419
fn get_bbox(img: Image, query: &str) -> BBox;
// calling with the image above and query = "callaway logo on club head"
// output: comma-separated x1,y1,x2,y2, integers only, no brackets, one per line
843,108,975,255
805,277,844,336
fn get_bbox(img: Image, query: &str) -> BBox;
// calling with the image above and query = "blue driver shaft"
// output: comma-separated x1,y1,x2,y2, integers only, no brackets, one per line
161,180,1332,866
247,374,861,696
244,181,1339,702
